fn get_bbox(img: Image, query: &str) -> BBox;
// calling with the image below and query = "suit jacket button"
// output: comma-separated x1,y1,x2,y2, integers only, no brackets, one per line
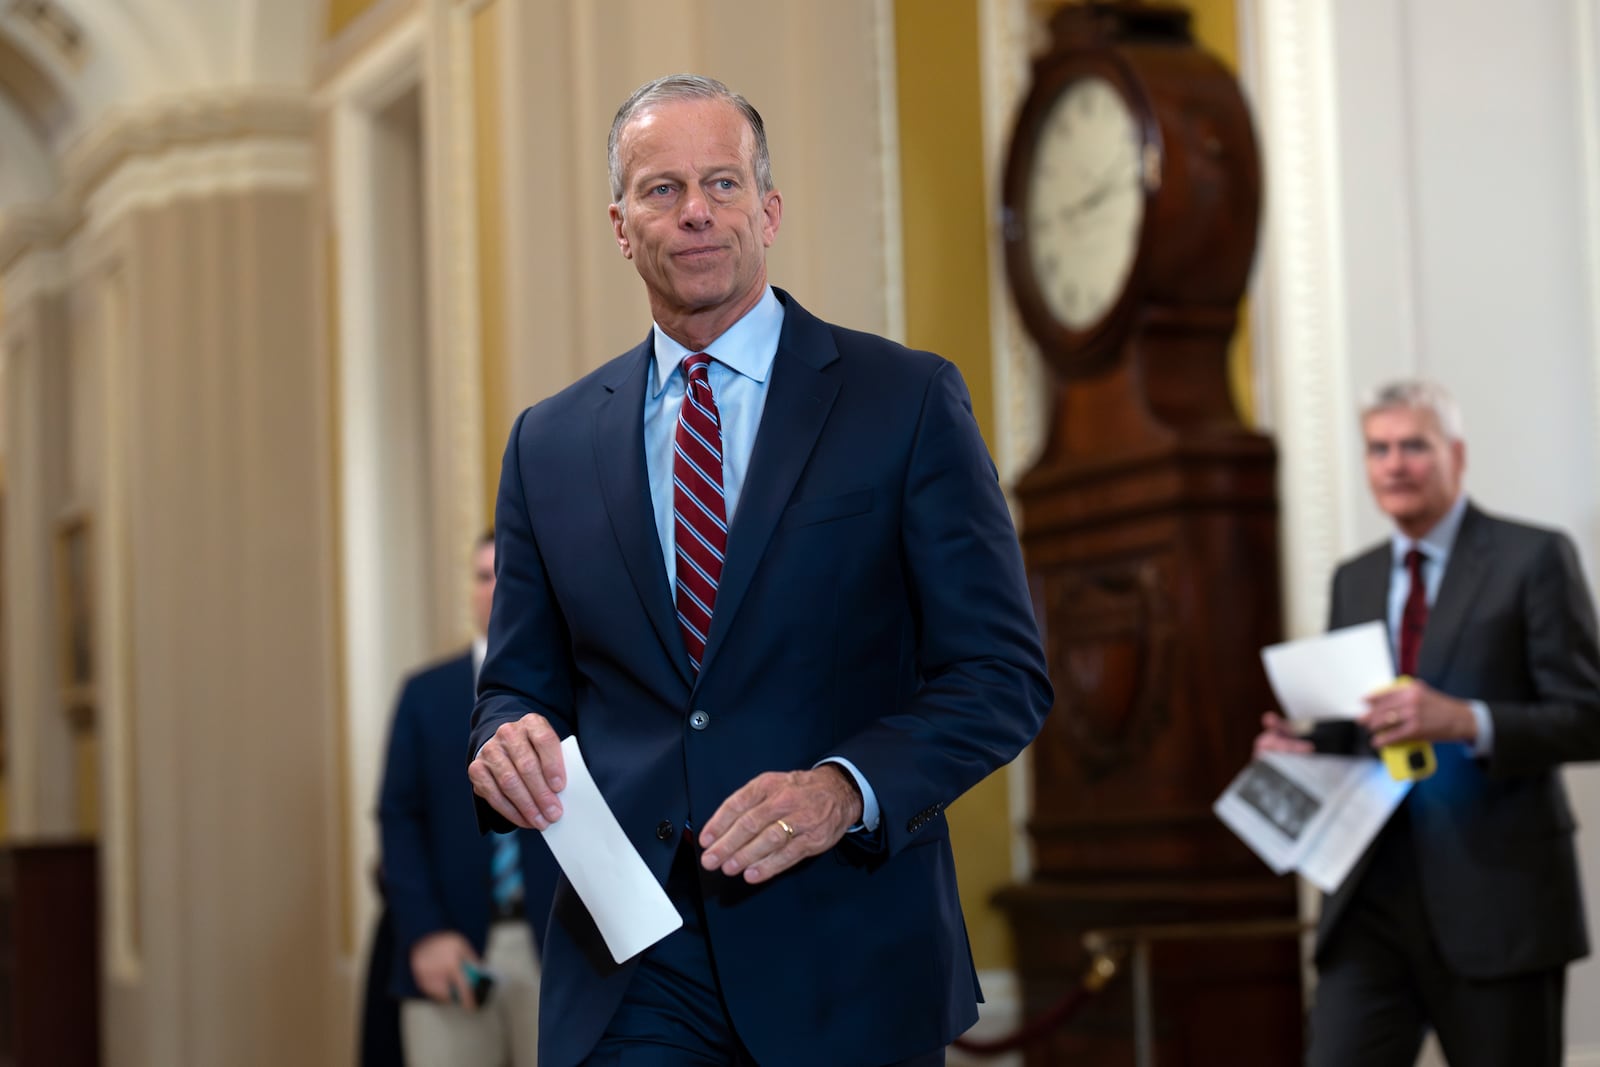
689,710,711,730
656,820,674,841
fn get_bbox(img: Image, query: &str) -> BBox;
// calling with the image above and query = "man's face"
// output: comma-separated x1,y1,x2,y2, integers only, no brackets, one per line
609,98,782,336
471,542,496,638
1362,405,1465,537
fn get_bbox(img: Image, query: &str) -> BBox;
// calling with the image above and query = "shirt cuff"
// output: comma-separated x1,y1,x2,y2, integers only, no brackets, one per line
816,757,880,833
1467,699,1494,756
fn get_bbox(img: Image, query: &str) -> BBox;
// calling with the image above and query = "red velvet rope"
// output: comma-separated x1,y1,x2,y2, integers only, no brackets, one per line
949,952,1121,1056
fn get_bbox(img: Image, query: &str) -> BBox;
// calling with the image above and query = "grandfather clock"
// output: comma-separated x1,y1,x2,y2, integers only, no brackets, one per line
996,3,1302,1063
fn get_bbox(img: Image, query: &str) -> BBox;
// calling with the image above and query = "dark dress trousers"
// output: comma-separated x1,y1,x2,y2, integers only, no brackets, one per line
379,649,560,1000
470,290,1053,1067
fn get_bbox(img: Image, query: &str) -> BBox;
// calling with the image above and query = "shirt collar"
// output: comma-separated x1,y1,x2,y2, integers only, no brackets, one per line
1391,493,1468,565
649,286,783,397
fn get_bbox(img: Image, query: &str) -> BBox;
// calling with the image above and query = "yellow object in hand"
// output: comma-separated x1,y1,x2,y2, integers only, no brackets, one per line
1376,675,1436,782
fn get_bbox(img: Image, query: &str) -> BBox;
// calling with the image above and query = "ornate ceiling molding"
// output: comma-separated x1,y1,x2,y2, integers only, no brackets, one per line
0,87,313,275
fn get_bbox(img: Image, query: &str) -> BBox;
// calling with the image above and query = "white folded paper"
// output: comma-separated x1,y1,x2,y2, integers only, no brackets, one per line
539,735,683,963
1260,620,1395,721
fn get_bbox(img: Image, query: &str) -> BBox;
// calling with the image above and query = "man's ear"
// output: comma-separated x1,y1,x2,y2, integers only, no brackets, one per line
610,203,631,258
760,189,783,247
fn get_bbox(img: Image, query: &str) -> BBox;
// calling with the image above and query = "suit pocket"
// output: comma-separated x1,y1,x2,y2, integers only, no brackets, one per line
778,489,874,530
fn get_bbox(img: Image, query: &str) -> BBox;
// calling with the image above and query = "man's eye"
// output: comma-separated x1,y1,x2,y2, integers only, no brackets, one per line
651,184,673,196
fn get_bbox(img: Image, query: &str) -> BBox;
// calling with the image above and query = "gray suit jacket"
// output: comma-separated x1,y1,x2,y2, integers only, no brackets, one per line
1318,502,1600,978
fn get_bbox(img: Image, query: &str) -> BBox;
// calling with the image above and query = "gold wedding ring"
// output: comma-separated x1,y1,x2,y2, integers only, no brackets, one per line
1389,711,1401,728
776,818,795,841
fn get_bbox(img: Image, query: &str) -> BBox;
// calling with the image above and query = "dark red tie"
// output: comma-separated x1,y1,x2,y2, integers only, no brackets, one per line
1398,548,1429,676
672,354,726,672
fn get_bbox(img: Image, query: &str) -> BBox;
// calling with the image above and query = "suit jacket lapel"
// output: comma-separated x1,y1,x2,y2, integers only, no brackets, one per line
1417,503,1490,682
1342,547,1391,631
593,338,693,686
699,295,840,674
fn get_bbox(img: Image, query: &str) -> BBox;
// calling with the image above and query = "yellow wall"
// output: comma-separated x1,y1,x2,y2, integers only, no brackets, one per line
324,0,384,40
1185,0,1256,423
895,0,997,447
894,0,1012,971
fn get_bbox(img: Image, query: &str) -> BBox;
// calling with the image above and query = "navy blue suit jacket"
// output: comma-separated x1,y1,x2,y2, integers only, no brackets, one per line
379,649,560,999
470,290,1053,1067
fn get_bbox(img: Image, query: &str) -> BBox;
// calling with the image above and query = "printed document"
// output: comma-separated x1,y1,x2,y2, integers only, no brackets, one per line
1214,622,1410,893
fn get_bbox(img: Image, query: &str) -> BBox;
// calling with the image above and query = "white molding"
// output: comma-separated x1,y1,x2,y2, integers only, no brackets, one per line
1248,0,1353,639
59,88,313,193
83,138,313,236
982,0,1051,499
1576,0,1600,536
0,88,315,277
327,6,430,946
948,968,1022,1067
314,12,425,110
94,261,142,983
1569,4,1600,1057
0,242,67,315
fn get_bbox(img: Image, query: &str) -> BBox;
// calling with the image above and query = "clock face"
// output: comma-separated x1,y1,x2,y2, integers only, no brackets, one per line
1025,75,1146,332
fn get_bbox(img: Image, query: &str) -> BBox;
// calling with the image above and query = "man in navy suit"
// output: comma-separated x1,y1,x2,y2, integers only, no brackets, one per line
1257,380,1600,1066
466,74,1052,1067
380,531,559,1065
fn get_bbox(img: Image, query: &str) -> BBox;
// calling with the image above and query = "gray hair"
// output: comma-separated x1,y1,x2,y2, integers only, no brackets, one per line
607,74,774,212
1361,379,1464,441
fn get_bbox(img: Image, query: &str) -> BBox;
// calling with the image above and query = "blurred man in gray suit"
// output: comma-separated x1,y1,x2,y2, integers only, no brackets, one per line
1257,379,1600,1067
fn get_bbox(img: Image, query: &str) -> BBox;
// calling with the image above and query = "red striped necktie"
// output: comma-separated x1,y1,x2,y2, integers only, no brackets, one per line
1398,547,1429,676
672,353,726,672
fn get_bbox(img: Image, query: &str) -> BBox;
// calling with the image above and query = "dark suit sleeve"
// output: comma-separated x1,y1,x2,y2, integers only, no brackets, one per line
828,360,1053,857
469,408,578,832
1487,531,1600,776
377,677,449,958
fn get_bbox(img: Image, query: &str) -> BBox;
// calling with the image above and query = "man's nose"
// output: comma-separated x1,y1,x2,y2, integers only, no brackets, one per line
679,190,712,228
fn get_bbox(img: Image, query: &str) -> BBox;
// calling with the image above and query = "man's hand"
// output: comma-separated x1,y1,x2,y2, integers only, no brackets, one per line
410,931,480,1009
698,766,863,884
1253,711,1313,757
467,712,567,830
1362,679,1476,747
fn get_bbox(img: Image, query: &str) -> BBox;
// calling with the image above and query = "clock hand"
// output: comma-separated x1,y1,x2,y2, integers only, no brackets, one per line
1056,179,1124,224
1055,164,1134,224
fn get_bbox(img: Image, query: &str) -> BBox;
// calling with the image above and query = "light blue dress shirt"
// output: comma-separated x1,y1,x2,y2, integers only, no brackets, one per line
1385,493,1493,755
643,286,881,833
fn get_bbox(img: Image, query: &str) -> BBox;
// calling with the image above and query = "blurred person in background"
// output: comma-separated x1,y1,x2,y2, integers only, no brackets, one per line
380,530,559,1065
1256,379,1600,1067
